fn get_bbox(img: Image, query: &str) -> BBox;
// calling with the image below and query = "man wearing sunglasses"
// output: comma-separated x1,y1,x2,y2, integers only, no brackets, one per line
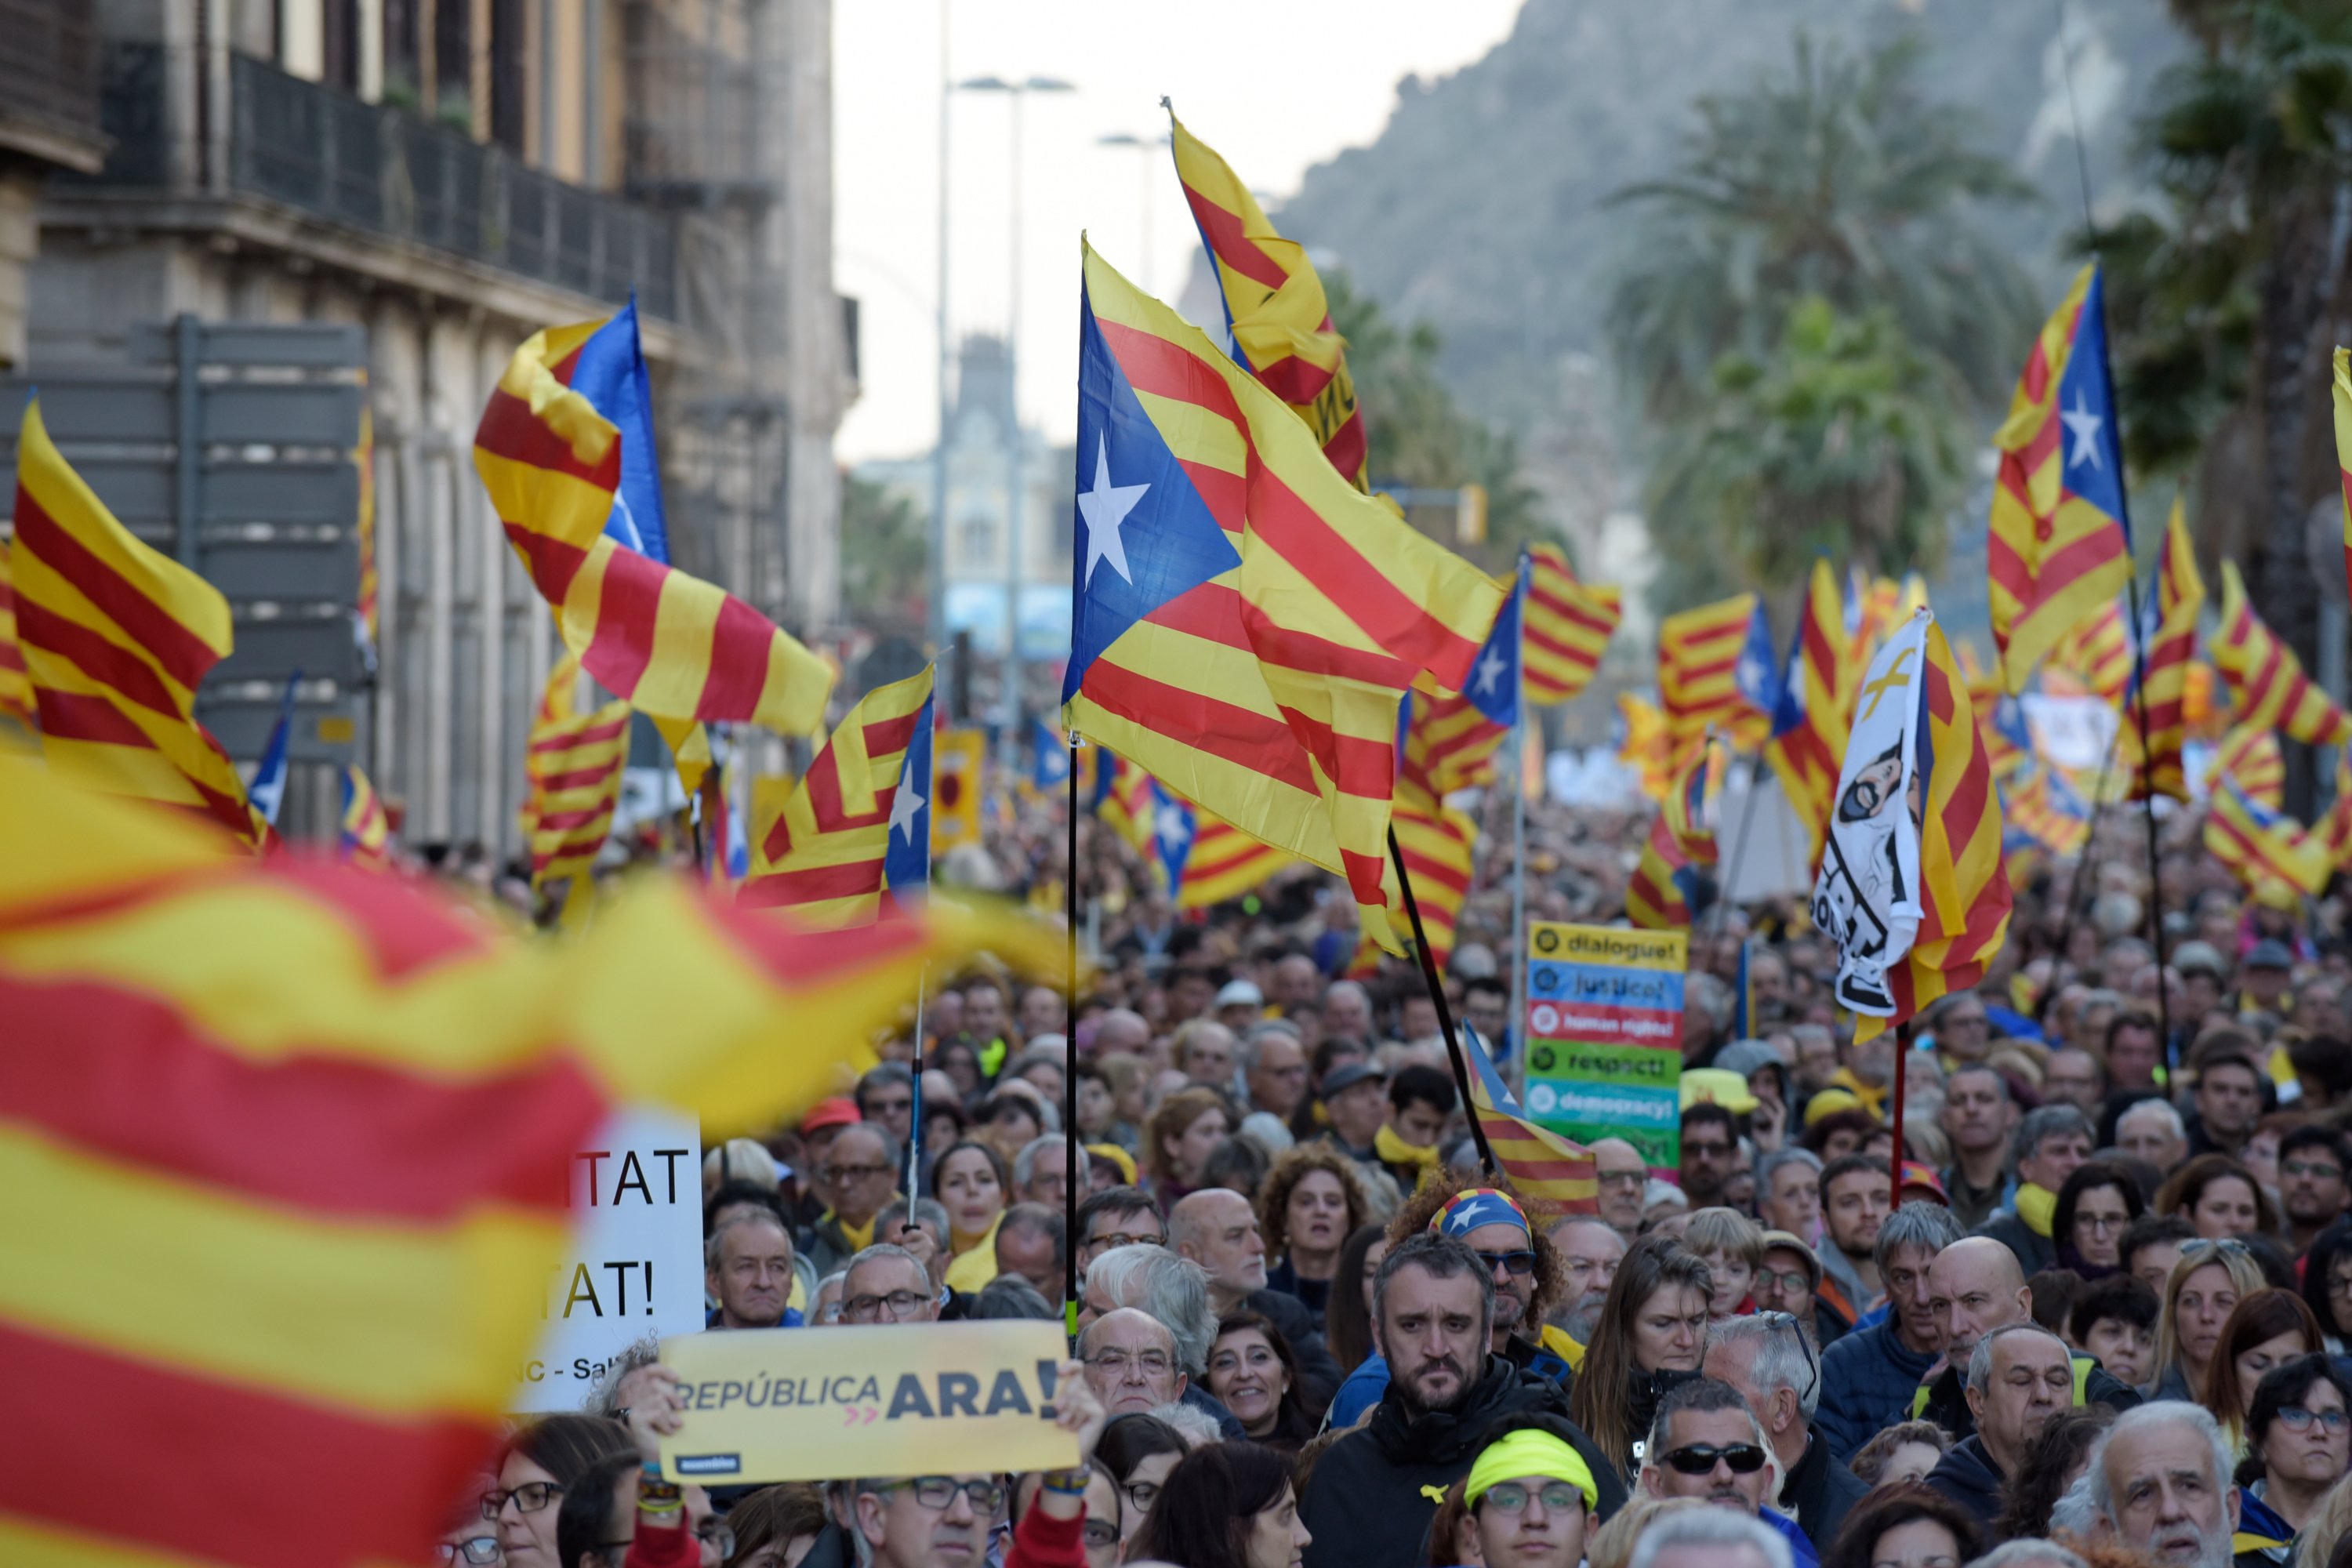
1636,1378,1819,1566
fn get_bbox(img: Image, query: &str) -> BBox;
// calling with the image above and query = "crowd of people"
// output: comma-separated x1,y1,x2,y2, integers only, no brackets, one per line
446,780,2352,1568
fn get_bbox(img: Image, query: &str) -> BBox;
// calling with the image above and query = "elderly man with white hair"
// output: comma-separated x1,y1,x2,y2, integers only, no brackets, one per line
1624,1508,1790,1568
1704,1314,1863,1552
1076,1242,1245,1439
2118,1098,2190,1172
2088,1402,2240,1568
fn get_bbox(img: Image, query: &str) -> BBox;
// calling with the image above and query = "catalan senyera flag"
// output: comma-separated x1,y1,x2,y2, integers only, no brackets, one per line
1617,693,1671,801
739,668,935,926
2209,724,2285,811
2206,777,2332,897
0,746,1055,1568
521,655,630,894
474,321,833,741
2046,598,2132,706
10,400,265,847
2212,559,2352,747
1766,560,1851,866
1987,263,2136,692
1385,783,1476,965
0,538,34,730
338,764,392,871
2133,499,2204,801
1095,750,1157,850
1523,543,1620,705
1062,240,1505,949
1463,1036,1596,1216
2006,760,2092,857
1658,594,1776,754
1626,734,1725,930
1169,112,1368,489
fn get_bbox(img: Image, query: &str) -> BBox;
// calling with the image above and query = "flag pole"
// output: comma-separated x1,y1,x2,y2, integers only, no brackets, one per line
1888,1019,1911,1212
1389,825,1498,1171
1508,555,1530,1088
1065,734,1081,1333
906,975,927,1196
2122,562,2174,1055
1710,753,1768,935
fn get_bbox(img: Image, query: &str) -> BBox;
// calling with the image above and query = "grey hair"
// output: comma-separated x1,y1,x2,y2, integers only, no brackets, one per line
1755,1147,1823,1192
2045,1474,2100,1543
703,1207,791,1272
2011,1105,2094,1168
1975,1540,2090,1568
1874,1200,1965,1276
856,1061,913,1102
2084,1400,2234,1523
841,1241,927,1289
876,1196,949,1240
1147,1400,1221,1447
2117,1098,2186,1140
826,1119,902,1175
1624,1507,1790,1568
1236,1020,1302,1073
1325,979,1372,1016
1965,1320,2068,1394
1643,1376,1769,1474
585,1335,663,1417
1947,1063,2012,1103
1706,1314,1822,1421
1013,1134,1068,1188
1087,1243,1216,1375
1686,971,1732,1029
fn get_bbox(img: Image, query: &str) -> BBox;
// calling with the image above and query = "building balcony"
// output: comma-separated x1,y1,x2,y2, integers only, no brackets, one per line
67,42,674,322
0,0,107,174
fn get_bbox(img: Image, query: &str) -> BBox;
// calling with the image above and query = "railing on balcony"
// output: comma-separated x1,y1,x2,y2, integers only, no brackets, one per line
0,0,103,157
81,43,676,322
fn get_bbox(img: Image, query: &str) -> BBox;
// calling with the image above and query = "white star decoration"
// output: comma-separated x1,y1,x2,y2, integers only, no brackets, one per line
1473,645,1507,695
1079,434,1149,588
887,758,925,843
1155,800,1192,851
2061,390,2105,472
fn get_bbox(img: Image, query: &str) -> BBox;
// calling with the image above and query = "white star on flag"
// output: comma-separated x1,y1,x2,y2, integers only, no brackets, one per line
2060,390,2105,472
1079,434,1149,588
887,758,925,843
1473,645,1507,696
1155,800,1191,851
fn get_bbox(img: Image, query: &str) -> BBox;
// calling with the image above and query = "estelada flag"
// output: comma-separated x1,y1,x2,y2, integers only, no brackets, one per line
2209,724,2285,811
1766,560,1851,868
1658,594,1777,755
1626,732,1726,930
2206,777,2332,897
1813,607,2010,1042
739,667,935,927
2212,560,2352,747
2132,499,2204,801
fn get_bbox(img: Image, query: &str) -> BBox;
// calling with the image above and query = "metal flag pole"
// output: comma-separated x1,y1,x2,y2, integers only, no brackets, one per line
1064,734,1081,1332
906,975,927,1198
1508,554,1530,1089
1389,826,1497,1170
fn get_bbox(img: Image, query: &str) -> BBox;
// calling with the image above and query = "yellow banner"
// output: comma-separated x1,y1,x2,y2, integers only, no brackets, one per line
1529,921,1688,974
932,728,986,853
659,1321,1077,1484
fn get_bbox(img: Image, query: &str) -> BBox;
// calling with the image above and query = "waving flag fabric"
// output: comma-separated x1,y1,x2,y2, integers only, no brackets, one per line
521,655,630,893
1523,543,1620,705
338,764,391,871
11,400,263,848
1617,693,1671,801
2335,347,2352,609
1169,112,1368,489
0,748,1053,1568
1766,560,1851,866
739,667,935,927
2206,778,2332,896
2046,598,2132,705
1062,241,1505,947
1659,594,1773,753
1095,751,1157,850
2212,561,2352,747
247,671,303,828
1627,735,1725,930
564,294,672,563
1030,717,1072,794
2134,499,2205,801
1988,263,2136,691
1384,786,1476,964
2007,761,2092,856
1815,610,2011,1042
1401,568,1523,797
1144,783,1293,912
0,540,32,730
1462,1037,1597,1215
2209,724,2285,811
2321,756,2352,871
474,322,833,740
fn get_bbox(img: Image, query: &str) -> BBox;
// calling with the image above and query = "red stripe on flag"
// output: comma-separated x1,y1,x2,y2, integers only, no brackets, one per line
1179,188,1290,292
1077,659,1321,792
12,492,220,693
500,521,594,604
696,593,773,720
13,601,184,716
700,892,935,983
530,764,624,794
1250,347,1339,408
585,549,667,697
32,686,155,748
531,714,631,754
737,858,886,906
1275,704,1398,797
476,385,622,491
1240,601,1415,688
1095,318,1250,431
266,860,495,977
1323,408,1367,481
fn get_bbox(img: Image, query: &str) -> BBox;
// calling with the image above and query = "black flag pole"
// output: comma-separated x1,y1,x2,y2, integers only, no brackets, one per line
1065,736,1081,1334
1388,826,1497,1171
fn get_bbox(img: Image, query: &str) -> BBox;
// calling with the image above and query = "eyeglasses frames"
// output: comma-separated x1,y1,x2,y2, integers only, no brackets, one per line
1661,1443,1769,1475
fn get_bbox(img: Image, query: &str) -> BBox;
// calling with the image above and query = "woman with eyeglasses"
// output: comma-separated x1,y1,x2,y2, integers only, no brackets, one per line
439,1479,504,1567
2203,1290,2326,1446
1816,1483,1983,1568
491,1414,638,1568
1566,1234,1714,1483
1128,1441,1311,1568
1095,1414,1190,1552
2052,1159,2145,1279
1206,1312,1320,1450
2234,1354,2352,1554
2152,1237,2269,1403
1423,1417,1599,1568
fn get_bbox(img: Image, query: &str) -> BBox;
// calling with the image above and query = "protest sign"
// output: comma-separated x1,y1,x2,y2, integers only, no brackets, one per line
1522,921,1688,1174
659,1319,1078,1483
512,1108,705,1413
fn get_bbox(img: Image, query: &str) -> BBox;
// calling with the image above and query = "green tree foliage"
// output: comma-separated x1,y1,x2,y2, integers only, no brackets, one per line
840,475,928,635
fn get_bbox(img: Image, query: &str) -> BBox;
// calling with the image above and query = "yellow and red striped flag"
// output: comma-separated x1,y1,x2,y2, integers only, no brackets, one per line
1523,542,1621,705
1987,264,2136,691
2046,599,2132,706
521,653,630,895
1403,685,1508,799
2133,499,2204,800
1169,112,1368,490
474,322,834,739
2206,778,2332,897
1617,692,1671,801
2006,761,2092,857
2321,754,2352,872
1177,810,1294,910
2335,347,2352,609
1658,594,1773,755
1765,560,1851,866
1463,1045,1596,1215
1626,734,1725,929
739,666,935,927
1380,785,1476,964
2212,560,2352,747
0,537,30,730
337,764,392,870
10,400,264,847
2209,724,2285,811
0,746,1057,1568
1096,750,1157,851
1064,241,1505,949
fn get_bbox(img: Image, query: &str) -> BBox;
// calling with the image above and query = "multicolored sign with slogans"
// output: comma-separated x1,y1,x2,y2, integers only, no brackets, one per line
659,1320,1078,1483
1522,921,1688,1174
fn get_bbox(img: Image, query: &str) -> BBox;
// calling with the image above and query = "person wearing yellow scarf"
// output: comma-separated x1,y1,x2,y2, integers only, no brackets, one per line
1374,1065,1457,1191
1975,1106,2092,1277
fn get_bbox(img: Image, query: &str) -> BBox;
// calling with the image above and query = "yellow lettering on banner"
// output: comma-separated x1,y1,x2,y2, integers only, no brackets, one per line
1527,920,1688,974
659,1320,1078,1484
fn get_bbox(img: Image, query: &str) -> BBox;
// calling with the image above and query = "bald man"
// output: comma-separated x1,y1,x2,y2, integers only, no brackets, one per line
1913,1236,2140,1442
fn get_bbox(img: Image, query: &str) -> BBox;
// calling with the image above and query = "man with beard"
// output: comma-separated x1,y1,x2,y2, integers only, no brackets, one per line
1298,1234,1625,1568
2278,1126,2351,1254
1924,1323,2074,1530
1546,1214,1624,1345
1813,1155,1892,1330
2087,1399,2240,1568
1636,1378,1817,1566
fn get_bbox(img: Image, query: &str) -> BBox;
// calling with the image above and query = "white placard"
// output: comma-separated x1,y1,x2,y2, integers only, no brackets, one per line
512,1108,706,1413
2020,694,2118,772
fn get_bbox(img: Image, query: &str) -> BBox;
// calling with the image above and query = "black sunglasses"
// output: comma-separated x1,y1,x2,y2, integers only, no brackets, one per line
1661,1443,1768,1475
1474,1248,1538,1278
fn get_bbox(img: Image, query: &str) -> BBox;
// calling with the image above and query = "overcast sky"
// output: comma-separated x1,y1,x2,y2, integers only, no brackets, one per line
831,0,1526,465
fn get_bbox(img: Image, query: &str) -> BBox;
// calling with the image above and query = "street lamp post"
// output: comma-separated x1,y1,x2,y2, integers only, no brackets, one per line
1096,132,1171,295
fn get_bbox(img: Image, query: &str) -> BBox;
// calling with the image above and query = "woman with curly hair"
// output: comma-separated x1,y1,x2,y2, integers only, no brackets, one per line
1819,1485,1984,1568
1257,1145,1372,1325
1992,1407,2112,1539
1565,1234,1713,1484
2156,1153,2278,1241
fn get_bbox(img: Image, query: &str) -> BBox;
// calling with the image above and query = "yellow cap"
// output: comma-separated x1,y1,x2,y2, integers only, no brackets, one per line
1679,1067,1759,1115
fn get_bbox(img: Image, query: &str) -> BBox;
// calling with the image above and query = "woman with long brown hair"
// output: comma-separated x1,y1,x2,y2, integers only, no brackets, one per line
2152,1236,2269,1403
1564,1233,1713,1483
2202,1289,2326,1448
1145,1087,1233,1204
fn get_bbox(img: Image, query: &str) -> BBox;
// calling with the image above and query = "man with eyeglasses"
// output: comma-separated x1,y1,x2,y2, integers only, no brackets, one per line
1589,1138,1649,1242
1704,1313,1861,1554
1924,1323,2074,1530
856,1063,916,1147
840,1243,942,1325
804,1123,905,1279
1079,1307,1185,1414
2277,1126,2350,1254
1545,1215,1624,1344
1637,1377,1817,1566
1451,1416,1599,1568
705,1210,803,1330
1074,1186,1165,1276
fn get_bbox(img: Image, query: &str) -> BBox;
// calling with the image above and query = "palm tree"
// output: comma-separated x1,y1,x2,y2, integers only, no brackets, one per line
1608,31,2043,430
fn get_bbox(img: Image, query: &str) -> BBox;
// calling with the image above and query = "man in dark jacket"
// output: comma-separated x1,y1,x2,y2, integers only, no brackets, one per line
1975,1105,2093,1279
1703,1313,1865,1553
1924,1323,2074,1530
1299,1233,1625,1568
1913,1236,2139,1443
1817,1202,1962,1463
1170,1189,1344,1405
